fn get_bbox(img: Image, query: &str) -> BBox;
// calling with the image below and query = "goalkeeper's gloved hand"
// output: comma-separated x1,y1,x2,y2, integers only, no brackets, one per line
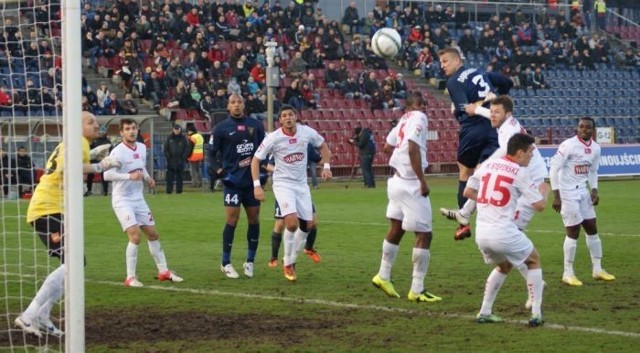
89,144,111,161
92,157,121,173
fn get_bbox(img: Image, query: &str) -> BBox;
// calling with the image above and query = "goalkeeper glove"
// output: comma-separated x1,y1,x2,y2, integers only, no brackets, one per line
89,144,111,161
91,157,121,173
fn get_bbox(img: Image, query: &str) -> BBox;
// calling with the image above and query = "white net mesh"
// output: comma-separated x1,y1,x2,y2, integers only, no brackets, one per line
1,0,64,351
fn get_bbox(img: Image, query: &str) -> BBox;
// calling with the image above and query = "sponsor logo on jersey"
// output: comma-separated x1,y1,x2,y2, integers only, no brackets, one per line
283,152,305,163
236,140,254,154
574,164,589,174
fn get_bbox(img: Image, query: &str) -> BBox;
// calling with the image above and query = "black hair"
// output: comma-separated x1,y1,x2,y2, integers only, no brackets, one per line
507,133,535,156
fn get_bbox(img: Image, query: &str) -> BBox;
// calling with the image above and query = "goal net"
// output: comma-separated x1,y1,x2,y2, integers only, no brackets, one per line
1,0,83,351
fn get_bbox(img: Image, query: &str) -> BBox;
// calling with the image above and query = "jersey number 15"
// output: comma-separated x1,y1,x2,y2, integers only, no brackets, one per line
477,173,514,207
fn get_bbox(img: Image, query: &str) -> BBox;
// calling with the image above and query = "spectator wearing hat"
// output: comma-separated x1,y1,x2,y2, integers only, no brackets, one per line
164,125,190,194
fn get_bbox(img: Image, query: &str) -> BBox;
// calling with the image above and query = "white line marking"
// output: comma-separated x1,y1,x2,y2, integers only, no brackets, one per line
89,280,640,339
318,220,640,238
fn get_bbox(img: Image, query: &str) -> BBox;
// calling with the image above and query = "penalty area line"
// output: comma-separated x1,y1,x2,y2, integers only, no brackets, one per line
89,279,640,339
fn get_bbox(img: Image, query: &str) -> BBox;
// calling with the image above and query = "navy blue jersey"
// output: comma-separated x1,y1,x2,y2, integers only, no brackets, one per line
446,66,496,126
487,72,513,95
211,115,265,189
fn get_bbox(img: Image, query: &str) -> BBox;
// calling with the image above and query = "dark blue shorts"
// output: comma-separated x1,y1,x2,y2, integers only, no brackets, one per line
223,185,261,208
274,200,315,219
457,120,499,169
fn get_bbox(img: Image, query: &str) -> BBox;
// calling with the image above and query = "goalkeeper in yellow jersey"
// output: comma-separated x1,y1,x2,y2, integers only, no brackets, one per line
15,111,120,337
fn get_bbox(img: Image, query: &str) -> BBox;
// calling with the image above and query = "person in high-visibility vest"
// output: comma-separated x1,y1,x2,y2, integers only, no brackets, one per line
186,125,204,188
594,0,607,31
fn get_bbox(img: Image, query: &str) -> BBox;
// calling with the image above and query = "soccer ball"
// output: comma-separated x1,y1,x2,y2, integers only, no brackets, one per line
370,28,402,59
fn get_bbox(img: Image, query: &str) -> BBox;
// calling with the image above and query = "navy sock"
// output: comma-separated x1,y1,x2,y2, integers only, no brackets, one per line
222,223,236,266
305,228,317,250
246,223,260,263
271,231,282,259
457,180,468,209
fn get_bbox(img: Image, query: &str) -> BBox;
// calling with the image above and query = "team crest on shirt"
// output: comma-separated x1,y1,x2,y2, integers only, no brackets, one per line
248,127,254,136
133,153,139,159
237,125,246,131
289,138,297,144
584,148,591,154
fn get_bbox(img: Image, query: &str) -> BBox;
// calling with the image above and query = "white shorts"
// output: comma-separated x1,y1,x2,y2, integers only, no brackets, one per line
560,188,596,227
113,200,155,231
272,183,313,221
475,231,534,266
385,175,432,232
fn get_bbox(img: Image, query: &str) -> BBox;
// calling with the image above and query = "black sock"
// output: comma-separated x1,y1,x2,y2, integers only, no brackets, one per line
305,228,317,250
222,223,236,266
457,180,467,209
246,223,259,263
271,231,282,259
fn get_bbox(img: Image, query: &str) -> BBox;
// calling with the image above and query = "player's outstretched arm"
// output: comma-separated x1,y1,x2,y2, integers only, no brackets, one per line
82,156,121,174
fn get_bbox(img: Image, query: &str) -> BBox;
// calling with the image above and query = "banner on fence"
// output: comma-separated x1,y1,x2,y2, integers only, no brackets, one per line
538,144,640,177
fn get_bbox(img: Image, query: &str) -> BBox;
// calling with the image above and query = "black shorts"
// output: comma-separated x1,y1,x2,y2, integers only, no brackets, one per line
32,214,65,263
223,185,261,208
457,120,499,169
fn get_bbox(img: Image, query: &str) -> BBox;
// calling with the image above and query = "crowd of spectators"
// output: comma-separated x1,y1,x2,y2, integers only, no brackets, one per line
1,0,639,120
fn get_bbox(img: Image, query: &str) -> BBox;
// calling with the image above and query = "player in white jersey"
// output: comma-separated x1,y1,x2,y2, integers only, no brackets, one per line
549,117,615,286
104,118,183,287
372,92,442,303
464,133,548,327
251,105,332,282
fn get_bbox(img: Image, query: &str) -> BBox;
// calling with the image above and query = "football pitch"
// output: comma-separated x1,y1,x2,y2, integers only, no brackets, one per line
3,177,640,352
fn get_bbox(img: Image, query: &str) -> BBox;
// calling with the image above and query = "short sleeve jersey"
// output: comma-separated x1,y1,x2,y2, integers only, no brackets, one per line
468,157,543,237
105,141,148,203
211,115,265,188
550,136,601,191
388,110,428,177
254,124,324,185
27,137,91,223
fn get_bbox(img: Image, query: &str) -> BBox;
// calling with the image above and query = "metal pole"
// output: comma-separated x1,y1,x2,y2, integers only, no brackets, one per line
265,41,278,133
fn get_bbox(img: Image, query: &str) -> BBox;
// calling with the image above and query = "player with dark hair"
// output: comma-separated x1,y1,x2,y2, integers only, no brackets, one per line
105,118,183,287
15,112,121,337
372,92,442,302
464,133,548,327
549,117,615,286
268,143,323,267
437,47,511,239
251,105,331,281
211,93,266,279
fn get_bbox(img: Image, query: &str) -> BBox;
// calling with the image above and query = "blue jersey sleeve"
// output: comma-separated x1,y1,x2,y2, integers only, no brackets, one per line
307,144,322,164
487,72,513,95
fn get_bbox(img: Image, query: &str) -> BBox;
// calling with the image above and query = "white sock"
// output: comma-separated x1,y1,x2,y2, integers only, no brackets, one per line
479,268,507,316
378,240,399,281
410,248,430,295
148,239,168,273
585,234,603,274
126,242,139,279
516,262,528,281
527,268,544,317
460,199,476,219
24,265,65,321
283,229,296,266
563,236,577,277
294,228,309,253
